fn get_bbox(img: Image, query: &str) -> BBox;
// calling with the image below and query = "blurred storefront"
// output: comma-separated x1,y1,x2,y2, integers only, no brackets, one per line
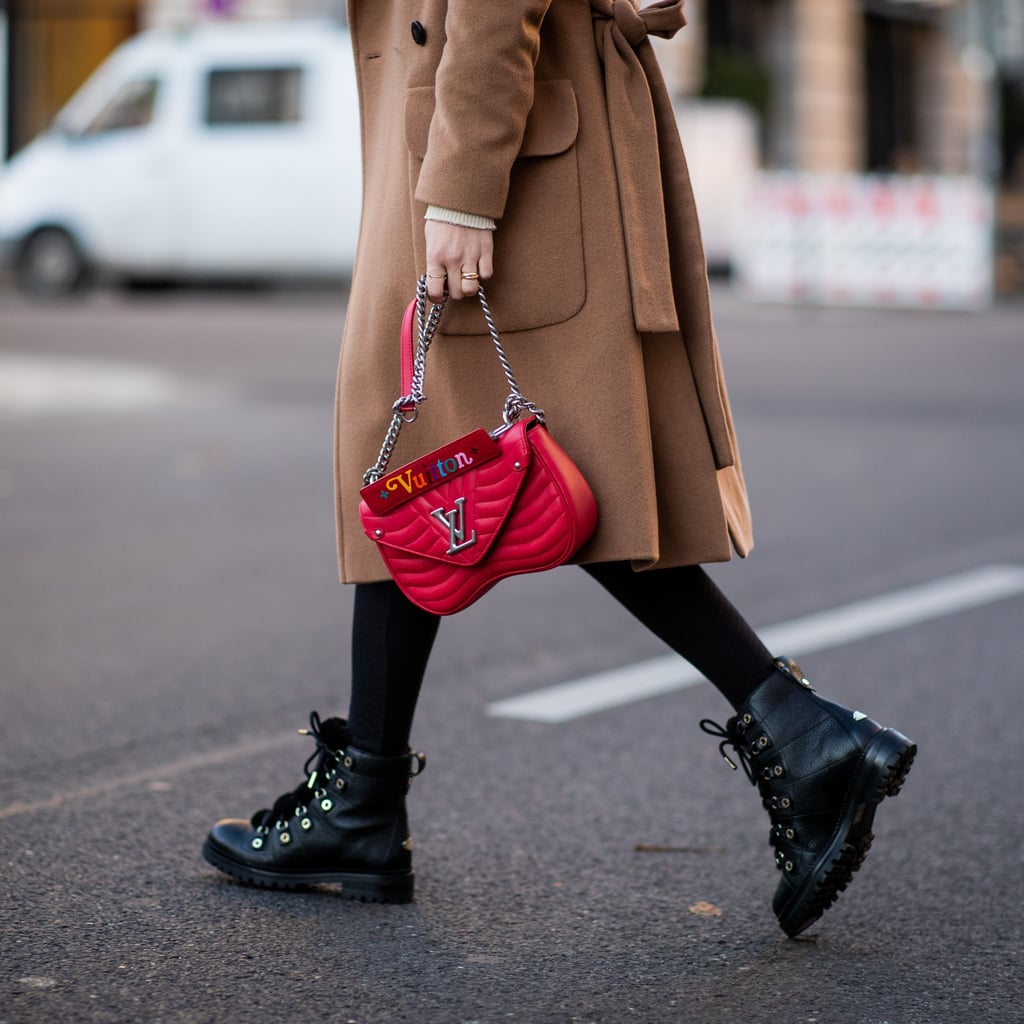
1,0,140,159
2,0,1020,293
142,0,344,29
0,1,345,159
682,0,1023,295
5,0,1017,180
677,0,1022,182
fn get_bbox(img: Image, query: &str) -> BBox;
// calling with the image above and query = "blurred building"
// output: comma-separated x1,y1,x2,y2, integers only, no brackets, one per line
0,1,344,158
142,0,344,29
6,0,1019,174
2,0,1021,284
1,1,140,159
682,0,1022,180
668,0,1024,290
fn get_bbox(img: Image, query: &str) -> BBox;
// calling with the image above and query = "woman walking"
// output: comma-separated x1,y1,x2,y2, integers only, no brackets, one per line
202,0,915,937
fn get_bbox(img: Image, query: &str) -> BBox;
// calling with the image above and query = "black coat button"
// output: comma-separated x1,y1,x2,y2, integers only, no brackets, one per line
411,21,427,45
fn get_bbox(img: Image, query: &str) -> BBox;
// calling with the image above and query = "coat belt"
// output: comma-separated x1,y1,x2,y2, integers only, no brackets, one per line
590,0,735,470
590,0,685,334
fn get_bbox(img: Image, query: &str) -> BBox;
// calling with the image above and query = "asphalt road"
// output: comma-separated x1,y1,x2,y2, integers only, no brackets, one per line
1,285,1022,1024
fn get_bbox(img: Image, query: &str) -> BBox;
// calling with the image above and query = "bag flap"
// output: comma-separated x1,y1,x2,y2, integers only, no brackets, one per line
360,421,533,567
404,79,578,160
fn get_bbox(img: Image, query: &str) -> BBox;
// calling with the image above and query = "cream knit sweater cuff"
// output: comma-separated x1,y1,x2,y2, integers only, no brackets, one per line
425,205,497,231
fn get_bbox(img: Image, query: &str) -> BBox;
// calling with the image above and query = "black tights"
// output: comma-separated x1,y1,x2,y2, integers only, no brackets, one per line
347,563,774,756
349,580,441,757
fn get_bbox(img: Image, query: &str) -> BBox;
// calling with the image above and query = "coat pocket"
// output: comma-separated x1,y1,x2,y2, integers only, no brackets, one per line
405,79,586,335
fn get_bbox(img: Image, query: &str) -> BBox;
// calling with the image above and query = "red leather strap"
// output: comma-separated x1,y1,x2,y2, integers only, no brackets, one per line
398,298,418,412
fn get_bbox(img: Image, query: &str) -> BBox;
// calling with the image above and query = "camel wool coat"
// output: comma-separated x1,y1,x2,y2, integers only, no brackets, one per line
335,0,753,584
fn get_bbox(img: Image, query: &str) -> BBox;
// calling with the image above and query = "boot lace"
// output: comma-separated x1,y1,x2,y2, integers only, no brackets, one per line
699,716,756,783
700,716,800,871
250,711,344,831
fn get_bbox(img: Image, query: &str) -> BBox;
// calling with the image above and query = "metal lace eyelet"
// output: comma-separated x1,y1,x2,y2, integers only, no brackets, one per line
343,756,354,769
762,767,773,780
251,837,264,850
336,778,347,791
780,797,791,808
773,765,784,777
785,828,795,840
279,832,291,845
785,860,794,872
741,714,753,725
300,818,312,830
313,788,327,800
758,736,769,749
320,798,333,812
275,820,288,830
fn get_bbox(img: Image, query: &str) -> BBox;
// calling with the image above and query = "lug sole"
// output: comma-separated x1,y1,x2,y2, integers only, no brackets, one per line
778,728,916,937
201,837,414,904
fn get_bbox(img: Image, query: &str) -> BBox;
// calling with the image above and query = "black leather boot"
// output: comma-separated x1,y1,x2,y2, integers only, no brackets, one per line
202,713,425,903
701,657,916,937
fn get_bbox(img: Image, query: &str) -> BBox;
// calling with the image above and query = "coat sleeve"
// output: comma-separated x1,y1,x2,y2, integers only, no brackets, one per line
415,0,554,221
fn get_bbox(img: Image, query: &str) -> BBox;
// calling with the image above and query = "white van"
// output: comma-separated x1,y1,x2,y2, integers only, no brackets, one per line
0,20,361,296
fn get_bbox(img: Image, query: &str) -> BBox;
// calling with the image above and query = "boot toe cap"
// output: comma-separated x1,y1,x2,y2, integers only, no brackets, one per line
206,818,260,856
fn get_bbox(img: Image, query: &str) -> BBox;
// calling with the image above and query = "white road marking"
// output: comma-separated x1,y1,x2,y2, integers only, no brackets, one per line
0,731,298,821
486,564,1024,723
0,353,182,416
4,565,1022,821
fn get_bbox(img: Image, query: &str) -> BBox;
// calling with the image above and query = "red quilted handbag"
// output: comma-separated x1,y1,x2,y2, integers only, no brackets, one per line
358,278,598,615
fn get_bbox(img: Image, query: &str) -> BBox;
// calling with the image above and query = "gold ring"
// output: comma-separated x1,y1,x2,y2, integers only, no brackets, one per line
461,271,480,280
426,272,446,279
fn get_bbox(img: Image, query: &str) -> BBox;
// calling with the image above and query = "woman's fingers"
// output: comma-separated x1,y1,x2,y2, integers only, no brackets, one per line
478,247,494,283
459,265,481,298
424,221,494,302
425,267,447,303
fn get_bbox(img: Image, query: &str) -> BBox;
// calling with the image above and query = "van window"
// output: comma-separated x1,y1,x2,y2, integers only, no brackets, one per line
84,78,160,135
204,68,304,126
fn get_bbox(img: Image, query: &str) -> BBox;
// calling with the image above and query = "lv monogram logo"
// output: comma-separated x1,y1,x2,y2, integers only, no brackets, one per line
431,496,477,555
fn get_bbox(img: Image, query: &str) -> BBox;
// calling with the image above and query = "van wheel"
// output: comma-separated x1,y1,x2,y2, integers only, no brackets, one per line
15,228,90,298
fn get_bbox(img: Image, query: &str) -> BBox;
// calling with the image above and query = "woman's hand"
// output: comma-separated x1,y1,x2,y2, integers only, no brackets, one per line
425,221,494,302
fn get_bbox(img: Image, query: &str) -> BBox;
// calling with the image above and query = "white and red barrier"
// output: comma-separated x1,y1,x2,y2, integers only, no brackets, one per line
734,173,994,310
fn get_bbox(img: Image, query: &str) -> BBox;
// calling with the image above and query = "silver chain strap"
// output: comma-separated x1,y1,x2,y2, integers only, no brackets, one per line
363,277,545,485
